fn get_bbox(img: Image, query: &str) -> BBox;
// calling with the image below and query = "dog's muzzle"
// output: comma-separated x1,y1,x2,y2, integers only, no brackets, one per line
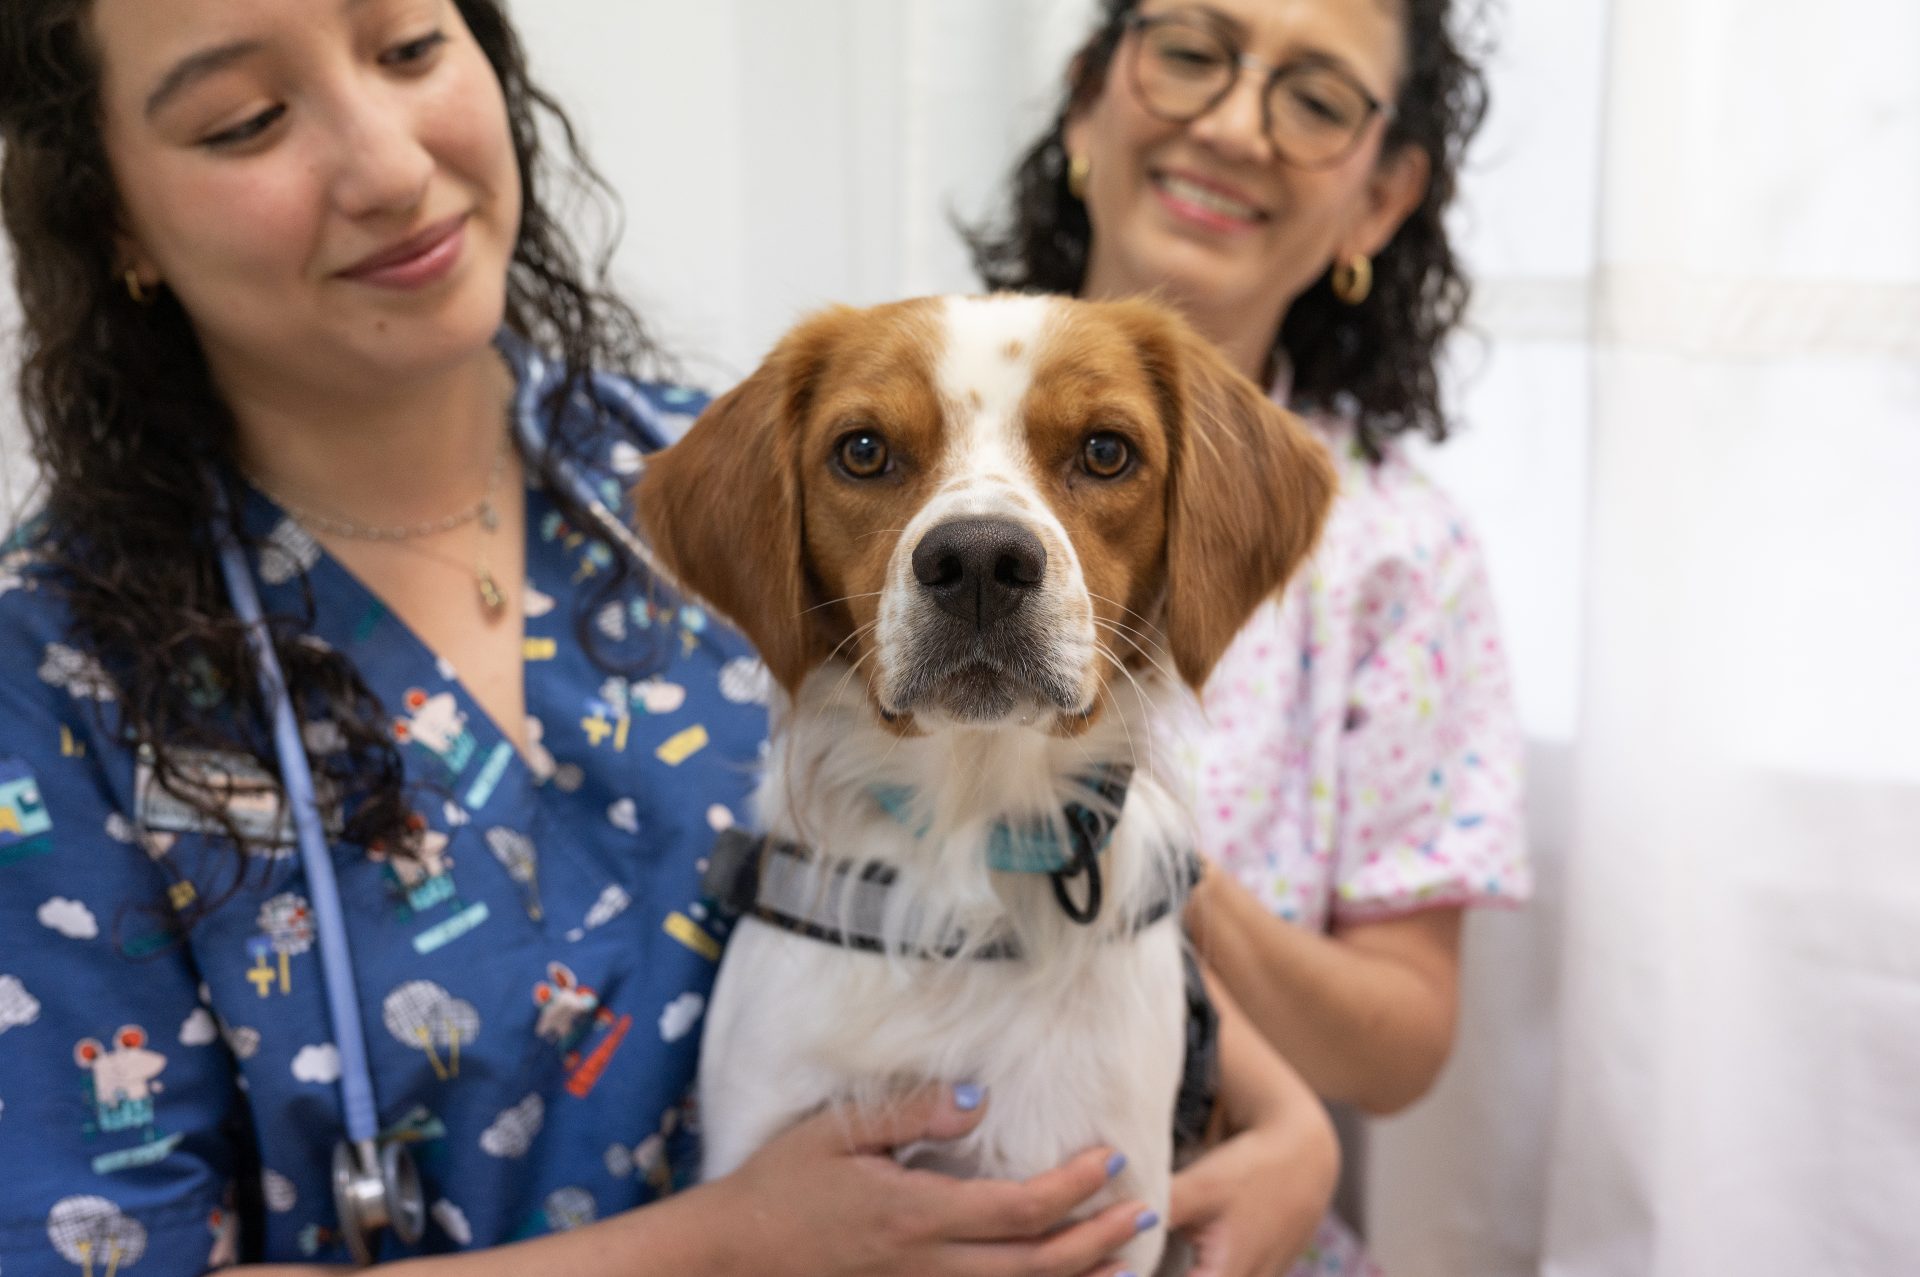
891,517,1080,721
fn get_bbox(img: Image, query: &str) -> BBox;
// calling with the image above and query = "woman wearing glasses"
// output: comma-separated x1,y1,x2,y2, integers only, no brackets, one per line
974,2,1529,1273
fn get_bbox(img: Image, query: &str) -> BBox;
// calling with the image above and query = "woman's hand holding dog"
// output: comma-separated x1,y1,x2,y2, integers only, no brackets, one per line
710,1083,1157,1277
1168,975,1341,1277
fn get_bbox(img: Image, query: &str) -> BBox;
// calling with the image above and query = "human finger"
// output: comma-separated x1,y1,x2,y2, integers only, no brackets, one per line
1174,1217,1233,1277
956,1197,1160,1277
933,1144,1127,1241
1072,1263,1139,1277
1167,1139,1232,1229
786,1082,992,1157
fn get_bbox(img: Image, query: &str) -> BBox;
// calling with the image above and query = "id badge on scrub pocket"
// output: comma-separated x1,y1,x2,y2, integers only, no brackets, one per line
134,744,343,848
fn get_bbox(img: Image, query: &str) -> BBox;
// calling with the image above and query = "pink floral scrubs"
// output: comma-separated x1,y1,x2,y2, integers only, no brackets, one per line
1183,416,1530,1275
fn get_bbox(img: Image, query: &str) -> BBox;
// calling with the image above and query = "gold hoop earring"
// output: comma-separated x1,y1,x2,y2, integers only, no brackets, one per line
1067,153,1091,202
1331,254,1372,306
124,270,155,306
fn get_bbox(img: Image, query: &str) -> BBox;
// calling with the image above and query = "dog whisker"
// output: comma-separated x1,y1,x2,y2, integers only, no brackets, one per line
1089,674,1143,783
1086,590,1167,639
1091,618,1181,688
797,590,885,619
1090,639,1159,788
1086,608,1160,646
823,618,880,667
823,637,880,710
829,649,876,705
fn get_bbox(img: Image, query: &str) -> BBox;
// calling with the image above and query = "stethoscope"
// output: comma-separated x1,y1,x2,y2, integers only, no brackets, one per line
206,350,687,1263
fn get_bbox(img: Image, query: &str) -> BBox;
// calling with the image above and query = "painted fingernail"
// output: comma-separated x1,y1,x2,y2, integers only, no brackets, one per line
1134,1209,1160,1233
1105,1151,1128,1179
953,1083,985,1112
1118,1271,1140,1277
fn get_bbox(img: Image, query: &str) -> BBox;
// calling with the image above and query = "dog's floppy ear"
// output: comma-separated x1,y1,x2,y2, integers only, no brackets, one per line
1127,304,1337,690
635,313,845,695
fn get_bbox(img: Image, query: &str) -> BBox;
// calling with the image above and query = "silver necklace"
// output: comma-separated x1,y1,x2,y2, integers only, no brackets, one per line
251,428,512,614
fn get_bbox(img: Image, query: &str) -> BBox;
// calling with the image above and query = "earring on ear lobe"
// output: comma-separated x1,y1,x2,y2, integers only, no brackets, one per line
1331,253,1372,306
123,269,156,306
1067,153,1091,201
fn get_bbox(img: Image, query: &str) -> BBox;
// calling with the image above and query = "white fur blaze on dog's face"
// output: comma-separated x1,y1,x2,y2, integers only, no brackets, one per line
634,294,1337,736
873,296,1103,728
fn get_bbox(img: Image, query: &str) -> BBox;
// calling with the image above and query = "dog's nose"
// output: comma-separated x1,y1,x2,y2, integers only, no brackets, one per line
912,517,1047,627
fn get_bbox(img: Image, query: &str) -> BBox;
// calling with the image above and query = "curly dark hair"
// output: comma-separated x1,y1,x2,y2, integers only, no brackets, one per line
966,0,1490,460
1,0,659,916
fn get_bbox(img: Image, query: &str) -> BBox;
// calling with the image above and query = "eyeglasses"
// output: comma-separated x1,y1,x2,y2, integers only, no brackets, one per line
1121,10,1393,170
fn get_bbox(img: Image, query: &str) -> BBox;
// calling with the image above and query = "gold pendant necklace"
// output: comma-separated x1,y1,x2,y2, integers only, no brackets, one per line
475,498,505,614
251,428,512,613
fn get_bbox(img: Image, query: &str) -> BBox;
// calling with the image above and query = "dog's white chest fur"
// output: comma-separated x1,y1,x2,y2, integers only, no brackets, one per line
696,676,1191,1271
699,892,1185,1181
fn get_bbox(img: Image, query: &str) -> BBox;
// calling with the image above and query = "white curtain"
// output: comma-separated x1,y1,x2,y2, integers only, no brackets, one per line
1533,0,1920,1269
5,2,1916,1270
1371,0,1920,1271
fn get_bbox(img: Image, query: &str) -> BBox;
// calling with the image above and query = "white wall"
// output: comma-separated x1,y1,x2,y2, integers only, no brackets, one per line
507,0,1093,383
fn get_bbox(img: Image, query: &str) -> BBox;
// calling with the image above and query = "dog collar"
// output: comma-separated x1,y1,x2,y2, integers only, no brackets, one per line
701,821,1198,962
868,765,1132,924
868,764,1132,875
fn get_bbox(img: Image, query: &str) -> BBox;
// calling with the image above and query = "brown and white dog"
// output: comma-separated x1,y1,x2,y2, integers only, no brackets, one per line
636,294,1333,1272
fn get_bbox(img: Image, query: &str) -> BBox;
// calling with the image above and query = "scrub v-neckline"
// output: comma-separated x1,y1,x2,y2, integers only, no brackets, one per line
241,478,549,781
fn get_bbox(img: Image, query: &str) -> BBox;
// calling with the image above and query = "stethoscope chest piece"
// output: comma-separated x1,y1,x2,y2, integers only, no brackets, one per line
334,1137,425,1265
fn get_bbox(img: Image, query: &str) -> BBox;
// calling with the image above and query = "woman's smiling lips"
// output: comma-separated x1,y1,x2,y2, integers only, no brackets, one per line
336,213,470,288
1150,168,1269,233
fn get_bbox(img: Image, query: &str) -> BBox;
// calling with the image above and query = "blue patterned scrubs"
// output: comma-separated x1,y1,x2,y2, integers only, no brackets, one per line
0,351,769,1272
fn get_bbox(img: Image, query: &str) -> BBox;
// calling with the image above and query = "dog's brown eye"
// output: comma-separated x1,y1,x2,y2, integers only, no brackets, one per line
836,430,891,479
1081,432,1132,479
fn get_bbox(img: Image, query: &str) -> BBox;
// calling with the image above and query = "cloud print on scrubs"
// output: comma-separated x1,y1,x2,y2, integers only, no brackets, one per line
292,1044,343,1085
179,1007,219,1046
658,993,703,1043
433,1199,473,1245
37,643,116,701
480,1094,545,1158
0,975,41,1033
37,897,98,940
263,1169,298,1213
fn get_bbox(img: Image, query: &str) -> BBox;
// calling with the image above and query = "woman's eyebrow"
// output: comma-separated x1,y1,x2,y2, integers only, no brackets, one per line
1285,48,1373,83
1165,5,1378,86
1164,3,1252,43
143,40,263,120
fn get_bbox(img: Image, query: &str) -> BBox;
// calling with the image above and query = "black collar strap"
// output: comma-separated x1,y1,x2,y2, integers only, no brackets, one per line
702,826,1200,962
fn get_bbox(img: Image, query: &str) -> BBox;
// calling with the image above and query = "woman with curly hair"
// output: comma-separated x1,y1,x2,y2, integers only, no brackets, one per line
972,2,1530,1272
0,1,1206,1272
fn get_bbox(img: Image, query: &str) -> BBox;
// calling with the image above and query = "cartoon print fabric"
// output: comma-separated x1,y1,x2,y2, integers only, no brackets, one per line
1185,416,1529,927
0,355,767,1272
1181,415,1530,1277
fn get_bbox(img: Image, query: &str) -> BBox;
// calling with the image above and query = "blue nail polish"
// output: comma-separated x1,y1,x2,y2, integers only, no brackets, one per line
1105,1151,1128,1179
953,1083,985,1112
1134,1210,1160,1233
1118,1271,1139,1277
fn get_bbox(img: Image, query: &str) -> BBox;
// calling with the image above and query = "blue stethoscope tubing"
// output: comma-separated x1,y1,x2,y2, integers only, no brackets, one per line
511,349,686,592
205,354,690,1263
210,479,421,1265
